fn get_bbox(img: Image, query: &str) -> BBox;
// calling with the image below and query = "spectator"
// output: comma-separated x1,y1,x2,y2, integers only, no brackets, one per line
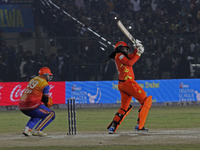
130,0,141,12
74,0,85,9
1,0,200,81
176,56,191,79
0,54,7,81
159,49,172,79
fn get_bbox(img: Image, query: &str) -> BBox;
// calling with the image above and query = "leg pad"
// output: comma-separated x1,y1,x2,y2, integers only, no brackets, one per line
138,96,152,129
107,105,133,132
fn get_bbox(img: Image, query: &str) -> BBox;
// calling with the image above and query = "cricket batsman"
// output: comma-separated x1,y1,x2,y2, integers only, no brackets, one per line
107,40,152,134
19,67,55,136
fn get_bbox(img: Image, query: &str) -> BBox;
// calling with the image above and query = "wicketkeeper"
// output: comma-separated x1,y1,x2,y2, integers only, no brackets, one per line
19,67,55,136
107,40,152,134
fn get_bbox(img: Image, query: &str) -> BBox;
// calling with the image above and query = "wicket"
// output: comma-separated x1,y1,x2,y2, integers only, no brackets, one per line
67,98,76,135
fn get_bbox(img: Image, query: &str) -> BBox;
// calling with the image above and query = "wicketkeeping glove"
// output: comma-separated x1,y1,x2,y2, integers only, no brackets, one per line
46,97,53,108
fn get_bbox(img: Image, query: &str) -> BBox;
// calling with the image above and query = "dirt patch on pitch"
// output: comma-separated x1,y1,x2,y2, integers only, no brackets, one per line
1,128,200,147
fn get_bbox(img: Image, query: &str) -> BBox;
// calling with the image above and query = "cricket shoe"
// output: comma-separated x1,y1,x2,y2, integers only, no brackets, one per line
108,126,115,134
32,130,47,137
23,126,32,136
135,124,149,132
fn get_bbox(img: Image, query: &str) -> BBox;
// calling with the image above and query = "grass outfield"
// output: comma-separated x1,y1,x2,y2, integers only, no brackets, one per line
0,105,200,149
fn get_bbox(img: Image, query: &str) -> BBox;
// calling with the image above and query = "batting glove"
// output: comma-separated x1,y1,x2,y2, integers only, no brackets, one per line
136,45,144,56
133,39,142,48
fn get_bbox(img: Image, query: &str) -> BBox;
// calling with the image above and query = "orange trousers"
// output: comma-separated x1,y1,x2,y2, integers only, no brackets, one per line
112,79,151,129
118,79,146,110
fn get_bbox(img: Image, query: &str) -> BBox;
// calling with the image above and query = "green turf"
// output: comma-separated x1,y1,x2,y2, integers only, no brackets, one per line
1,105,200,132
0,105,200,149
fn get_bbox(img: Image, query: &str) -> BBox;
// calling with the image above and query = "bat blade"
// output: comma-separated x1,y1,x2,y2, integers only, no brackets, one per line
117,20,135,43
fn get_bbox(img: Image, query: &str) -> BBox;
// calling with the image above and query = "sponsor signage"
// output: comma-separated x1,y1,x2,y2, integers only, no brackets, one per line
0,79,199,106
0,4,34,32
0,0,34,4
0,82,65,106
65,79,200,104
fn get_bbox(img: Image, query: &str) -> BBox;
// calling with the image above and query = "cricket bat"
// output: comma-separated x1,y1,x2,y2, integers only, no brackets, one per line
117,20,135,43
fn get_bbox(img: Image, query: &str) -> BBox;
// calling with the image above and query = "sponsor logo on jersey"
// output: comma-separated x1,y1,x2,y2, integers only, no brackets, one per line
119,55,124,60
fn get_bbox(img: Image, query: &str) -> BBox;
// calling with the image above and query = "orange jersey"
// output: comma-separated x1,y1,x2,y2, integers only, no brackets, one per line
115,50,140,81
19,76,49,111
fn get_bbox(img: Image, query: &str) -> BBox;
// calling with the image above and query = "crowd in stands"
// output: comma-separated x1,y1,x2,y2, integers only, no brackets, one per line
0,0,200,82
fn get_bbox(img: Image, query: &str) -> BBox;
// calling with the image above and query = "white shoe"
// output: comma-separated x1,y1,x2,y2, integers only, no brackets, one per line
32,130,47,136
23,126,32,136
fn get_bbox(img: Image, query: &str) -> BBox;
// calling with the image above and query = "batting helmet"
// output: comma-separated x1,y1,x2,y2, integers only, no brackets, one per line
114,41,129,50
39,67,53,76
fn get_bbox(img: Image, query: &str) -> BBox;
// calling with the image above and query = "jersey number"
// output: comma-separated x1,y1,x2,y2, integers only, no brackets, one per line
24,79,39,94
27,79,39,89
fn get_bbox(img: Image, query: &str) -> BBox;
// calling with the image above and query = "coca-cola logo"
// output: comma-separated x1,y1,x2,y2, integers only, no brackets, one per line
10,85,25,102
10,84,56,102
0,85,4,89
49,84,55,98
0,85,3,100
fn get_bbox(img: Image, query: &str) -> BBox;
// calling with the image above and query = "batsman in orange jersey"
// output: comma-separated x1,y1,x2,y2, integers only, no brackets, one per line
19,67,55,136
107,40,152,134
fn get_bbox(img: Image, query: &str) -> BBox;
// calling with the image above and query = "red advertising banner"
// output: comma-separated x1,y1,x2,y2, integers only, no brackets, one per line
0,82,65,106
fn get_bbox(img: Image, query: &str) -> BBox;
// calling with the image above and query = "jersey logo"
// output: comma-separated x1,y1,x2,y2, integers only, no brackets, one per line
119,55,124,60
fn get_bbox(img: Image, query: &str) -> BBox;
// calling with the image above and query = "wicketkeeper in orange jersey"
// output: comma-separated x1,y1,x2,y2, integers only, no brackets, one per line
19,67,55,136
107,40,152,134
